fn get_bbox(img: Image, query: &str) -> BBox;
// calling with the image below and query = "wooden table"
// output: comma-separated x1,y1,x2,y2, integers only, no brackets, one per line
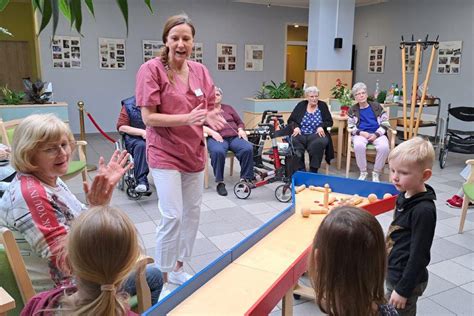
146,173,398,316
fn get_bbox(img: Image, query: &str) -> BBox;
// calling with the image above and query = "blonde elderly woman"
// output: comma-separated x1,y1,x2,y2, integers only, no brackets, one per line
0,114,163,304
288,86,334,173
348,82,390,182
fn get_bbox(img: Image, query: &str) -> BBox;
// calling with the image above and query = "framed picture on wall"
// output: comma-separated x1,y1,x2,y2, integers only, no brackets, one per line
216,43,237,71
368,45,385,73
99,38,126,70
245,44,264,71
142,40,164,63
51,36,81,69
436,41,462,75
190,43,203,63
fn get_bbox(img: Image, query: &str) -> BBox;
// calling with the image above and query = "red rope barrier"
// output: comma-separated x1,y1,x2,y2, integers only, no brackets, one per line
86,112,116,144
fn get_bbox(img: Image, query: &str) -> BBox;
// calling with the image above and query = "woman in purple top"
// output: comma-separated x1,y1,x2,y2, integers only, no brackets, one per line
347,82,390,182
204,87,254,196
135,13,224,293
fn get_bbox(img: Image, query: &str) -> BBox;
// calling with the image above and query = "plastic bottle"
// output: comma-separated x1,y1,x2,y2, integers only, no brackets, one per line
393,84,400,103
374,79,380,99
386,83,395,102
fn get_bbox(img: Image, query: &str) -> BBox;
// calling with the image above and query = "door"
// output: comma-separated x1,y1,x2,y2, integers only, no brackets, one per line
0,41,32,91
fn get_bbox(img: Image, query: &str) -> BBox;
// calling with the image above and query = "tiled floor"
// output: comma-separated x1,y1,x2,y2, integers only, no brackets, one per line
69,133,473,315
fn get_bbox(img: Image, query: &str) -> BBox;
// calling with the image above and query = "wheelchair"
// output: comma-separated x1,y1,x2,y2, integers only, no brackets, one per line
115,136,152,200
439,104,474,169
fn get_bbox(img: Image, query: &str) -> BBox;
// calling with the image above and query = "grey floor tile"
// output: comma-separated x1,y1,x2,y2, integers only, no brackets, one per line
199,220,238,238
435,222,459,238
187,251,223,273
452,253,474,270
139,233,156,250
429,287,474,315
461,282,474,294
134,221,157,235
428,260,474,286
436,209,456,220
191,237,220,256
417,298,456,316
209,232,245,251
445,233,474,251
199,210,222,224
203,198,237,210
242,202,279,215
127,210,153,223
424,272,457,297
439,217,474,231
431,238,471,260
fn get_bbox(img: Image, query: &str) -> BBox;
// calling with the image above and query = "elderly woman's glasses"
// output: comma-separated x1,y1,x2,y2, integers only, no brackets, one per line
40,141,76,157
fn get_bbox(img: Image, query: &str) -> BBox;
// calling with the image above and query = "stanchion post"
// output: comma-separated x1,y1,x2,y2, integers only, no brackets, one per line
77,101,97,172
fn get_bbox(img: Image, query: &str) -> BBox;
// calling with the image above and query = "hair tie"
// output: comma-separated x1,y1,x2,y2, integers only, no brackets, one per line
100,284,115,292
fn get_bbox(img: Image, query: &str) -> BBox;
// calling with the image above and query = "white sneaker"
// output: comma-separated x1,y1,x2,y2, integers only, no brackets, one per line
358,171,368,181
372,171,380,183
158,283,172,301
168,268,193,285
135,184,147,192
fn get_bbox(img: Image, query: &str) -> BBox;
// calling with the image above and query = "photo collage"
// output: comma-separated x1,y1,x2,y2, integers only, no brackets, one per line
217,43,237,71
436,41,462,74
51,36,81,69
244,44,264,71
404,46,422,73
368,46,385,73
99,38,126,70
142,40,164,63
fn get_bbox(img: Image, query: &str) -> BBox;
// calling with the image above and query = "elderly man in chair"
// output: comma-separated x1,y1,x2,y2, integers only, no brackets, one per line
204,87,254,196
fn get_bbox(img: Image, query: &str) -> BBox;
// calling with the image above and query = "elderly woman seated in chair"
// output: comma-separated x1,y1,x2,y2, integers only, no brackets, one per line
348,82,390,182
0,113,163,304
288,86,334,173
204,87,254,196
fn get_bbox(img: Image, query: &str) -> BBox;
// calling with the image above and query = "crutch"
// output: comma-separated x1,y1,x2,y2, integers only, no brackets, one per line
414,36,439,137
400,37,408,140
408,41,422,139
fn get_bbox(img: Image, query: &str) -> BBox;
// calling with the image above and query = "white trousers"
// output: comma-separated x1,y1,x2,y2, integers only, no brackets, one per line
150,168,203,272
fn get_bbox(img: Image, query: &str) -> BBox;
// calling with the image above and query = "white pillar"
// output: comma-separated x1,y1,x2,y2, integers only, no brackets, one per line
307,0,355,70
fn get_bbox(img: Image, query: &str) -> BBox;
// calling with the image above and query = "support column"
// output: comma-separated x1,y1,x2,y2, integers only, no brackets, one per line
307,0,356,70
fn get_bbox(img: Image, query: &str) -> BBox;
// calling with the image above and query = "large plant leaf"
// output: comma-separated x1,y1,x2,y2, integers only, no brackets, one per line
115,0,129,34
84,0,94,17
58,0,71,23
144,0,153,13
38,0,53,34
70,0,82,35
0,0,9,12
51,0,59,38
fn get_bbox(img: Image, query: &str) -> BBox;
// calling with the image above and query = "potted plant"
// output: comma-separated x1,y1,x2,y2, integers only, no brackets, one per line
245,81,304,113
0,85,25,105
330,79,353,115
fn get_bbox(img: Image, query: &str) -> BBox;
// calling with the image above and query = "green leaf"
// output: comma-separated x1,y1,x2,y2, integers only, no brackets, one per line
144,0,153,13
59,0,71,23
0,0,9,12
84,0,94,17
70,0,82,35
116,0,129,35
51,0,59,38
32,0,43,14
38,0,53,34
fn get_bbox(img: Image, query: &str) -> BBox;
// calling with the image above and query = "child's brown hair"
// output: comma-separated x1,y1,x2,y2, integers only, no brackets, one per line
309,206,387,316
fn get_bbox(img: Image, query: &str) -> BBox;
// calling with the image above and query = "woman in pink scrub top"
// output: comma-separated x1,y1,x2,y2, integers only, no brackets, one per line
135,13,224,292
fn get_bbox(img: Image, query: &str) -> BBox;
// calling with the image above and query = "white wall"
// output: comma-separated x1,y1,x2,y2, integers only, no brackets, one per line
38,0,308,133
353,0,473,130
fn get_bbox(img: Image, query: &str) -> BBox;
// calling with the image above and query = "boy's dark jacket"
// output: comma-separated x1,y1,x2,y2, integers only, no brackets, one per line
386,184,437,298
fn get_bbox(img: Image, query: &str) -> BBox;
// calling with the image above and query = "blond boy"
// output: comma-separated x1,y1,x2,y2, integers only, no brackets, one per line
385,137,436,316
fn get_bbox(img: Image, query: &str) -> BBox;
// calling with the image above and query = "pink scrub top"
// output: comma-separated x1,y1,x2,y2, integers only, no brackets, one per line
135,59,215,172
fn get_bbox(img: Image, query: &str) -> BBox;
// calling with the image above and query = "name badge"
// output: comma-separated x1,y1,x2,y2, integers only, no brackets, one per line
194,88,203,97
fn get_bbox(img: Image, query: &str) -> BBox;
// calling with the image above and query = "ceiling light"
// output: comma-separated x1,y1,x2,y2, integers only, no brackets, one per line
294,24,299,28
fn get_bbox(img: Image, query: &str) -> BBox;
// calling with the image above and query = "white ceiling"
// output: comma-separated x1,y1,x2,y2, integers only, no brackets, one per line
234,0,388,9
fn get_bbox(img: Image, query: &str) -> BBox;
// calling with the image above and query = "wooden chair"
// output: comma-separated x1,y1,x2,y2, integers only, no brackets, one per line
345,123,397,178
0,227,36,315
0,287,15,316
459,159,474,234
0,118,88,183
131,255,154,313
203,133,235,189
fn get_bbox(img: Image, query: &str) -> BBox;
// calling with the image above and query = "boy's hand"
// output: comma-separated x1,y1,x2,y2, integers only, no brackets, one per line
389,290,407,309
